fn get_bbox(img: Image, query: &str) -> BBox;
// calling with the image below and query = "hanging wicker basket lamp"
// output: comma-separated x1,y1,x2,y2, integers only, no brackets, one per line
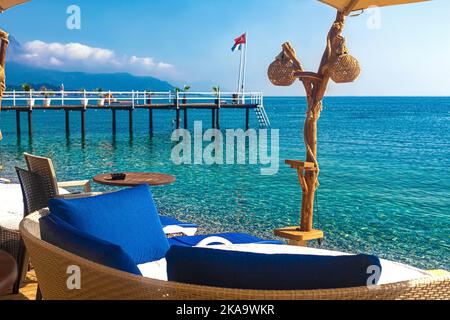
268,53,298,87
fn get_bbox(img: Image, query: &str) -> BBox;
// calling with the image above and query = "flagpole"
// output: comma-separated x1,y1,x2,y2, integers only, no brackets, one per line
237,43,244,94
242,31,248,103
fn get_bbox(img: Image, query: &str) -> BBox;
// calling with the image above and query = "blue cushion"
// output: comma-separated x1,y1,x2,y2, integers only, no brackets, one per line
159,215,198,228
40,215,142,276
169,233,284,247
166,246,382,290
49,184,169,264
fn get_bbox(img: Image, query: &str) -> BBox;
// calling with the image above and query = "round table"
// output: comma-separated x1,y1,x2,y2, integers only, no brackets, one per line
0,250,18,295
93,172,176,187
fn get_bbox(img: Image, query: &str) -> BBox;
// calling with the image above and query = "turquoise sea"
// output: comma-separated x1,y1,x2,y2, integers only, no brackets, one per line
1,97,449,270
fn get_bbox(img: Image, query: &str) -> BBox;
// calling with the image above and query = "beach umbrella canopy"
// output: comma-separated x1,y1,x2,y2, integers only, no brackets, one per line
0,0,29,12
319,0,430,13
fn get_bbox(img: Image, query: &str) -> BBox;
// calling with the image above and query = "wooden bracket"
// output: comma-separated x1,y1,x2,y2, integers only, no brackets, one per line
294,71,323,83
285,159,316,171
281,42,303,72
285,159,317,195
275,227,324,247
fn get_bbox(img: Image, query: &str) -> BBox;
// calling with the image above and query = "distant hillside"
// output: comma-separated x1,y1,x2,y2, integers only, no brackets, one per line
5,62,174,92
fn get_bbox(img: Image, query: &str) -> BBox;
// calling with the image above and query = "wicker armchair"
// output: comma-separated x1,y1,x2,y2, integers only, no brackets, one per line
23,153,94,198
20,210,450,300
0,167,48,295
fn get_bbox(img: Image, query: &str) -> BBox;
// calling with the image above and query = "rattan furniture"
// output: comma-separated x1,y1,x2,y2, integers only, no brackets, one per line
0,167,48,295
24,153,92,198
20,209,450,300
0,249,17,295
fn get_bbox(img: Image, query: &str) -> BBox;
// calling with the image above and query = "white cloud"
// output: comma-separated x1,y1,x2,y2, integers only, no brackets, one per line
11,40,175,78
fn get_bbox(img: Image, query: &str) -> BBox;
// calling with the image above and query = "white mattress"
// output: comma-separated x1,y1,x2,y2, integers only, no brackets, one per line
139,244,431,286
0,184,197,236
0,184,67,230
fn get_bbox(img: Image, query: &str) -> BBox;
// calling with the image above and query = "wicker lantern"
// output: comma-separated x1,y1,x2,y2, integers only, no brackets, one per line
329,53,361,83
268,53,297,87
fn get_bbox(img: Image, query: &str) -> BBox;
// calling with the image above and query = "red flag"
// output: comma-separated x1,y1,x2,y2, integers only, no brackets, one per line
234,33,246,45
232,33,246,52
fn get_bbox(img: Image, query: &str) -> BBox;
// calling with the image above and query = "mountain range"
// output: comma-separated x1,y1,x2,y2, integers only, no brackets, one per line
5,62,174,92
4,36,174,92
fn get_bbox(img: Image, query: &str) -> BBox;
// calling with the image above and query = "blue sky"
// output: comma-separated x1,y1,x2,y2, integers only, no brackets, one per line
0,0,449,96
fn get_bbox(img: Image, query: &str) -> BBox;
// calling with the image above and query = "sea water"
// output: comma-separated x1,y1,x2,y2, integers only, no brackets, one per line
0,96,448,270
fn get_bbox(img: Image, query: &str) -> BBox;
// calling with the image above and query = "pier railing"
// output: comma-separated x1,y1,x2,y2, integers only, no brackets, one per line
1,90,268,138
1,90,263,108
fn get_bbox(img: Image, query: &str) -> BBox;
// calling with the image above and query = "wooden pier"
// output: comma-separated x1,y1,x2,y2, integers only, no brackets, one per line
0,91,270,139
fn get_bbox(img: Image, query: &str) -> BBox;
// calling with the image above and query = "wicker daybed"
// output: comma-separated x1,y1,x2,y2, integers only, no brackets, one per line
20,210,449,300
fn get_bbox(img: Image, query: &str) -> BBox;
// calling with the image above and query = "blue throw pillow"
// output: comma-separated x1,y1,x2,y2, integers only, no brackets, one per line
40,214,142,276
166,246,382,290
49,184,169,264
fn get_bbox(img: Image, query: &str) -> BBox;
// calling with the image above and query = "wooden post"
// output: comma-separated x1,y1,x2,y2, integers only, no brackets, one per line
112,109,117,135
299,12,346,232
176,108,180,130
212,109,216,129
216,108,220,129
245,108,250,130
65,110,70,136
27,110,32,138
149,108,153,134
129,108,133,136
273,12,347,245
175,93,180,129
15,110,21,138
81,110,86,139
183,108,188,129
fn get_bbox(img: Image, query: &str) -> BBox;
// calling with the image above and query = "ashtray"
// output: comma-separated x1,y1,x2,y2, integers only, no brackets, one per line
111,173,127,181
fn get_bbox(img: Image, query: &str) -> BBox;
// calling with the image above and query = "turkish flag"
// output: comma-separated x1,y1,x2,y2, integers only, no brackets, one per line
234,33,246,45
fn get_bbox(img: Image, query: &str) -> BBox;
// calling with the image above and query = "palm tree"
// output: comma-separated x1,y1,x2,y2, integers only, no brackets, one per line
182,85,190,104
213,86,220,105
22,83,32,92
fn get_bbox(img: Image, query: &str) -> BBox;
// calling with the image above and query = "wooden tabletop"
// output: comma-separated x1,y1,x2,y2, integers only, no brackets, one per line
0,250,18,295
93,172,176,187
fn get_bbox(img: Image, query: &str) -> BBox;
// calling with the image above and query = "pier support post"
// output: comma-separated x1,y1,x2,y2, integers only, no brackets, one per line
129,109,134,136
211,109,216,129
216,108,220,129
183,108,188,129
81,110,86,139
245,108,250,130
65,110,70,136
149,108,153,134
176,108,180,130
27,110,32,138
15,110,21,138
112,109,117,135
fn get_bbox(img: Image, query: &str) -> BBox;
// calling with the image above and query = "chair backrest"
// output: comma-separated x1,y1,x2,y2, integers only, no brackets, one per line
15,167,50,217
24,153,59,198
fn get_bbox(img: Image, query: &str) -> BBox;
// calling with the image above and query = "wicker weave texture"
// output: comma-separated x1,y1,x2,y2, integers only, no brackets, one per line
0,226,20,260
24,153,58,200
329,54,361,83
15,167,50,215
20,211,450,300
268,59,297,87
